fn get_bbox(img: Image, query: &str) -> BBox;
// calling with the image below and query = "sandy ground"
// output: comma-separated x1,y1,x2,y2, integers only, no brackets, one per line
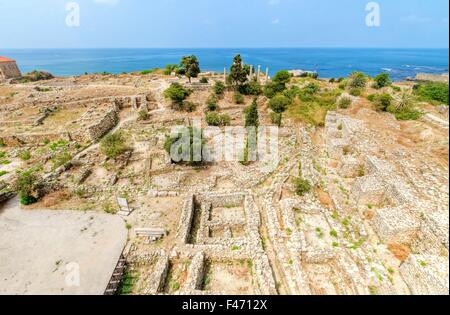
0,198,128,295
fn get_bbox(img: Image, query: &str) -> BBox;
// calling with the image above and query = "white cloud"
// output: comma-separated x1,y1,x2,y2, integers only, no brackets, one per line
94,0,120,6
271,18,280,25
268,0,280,6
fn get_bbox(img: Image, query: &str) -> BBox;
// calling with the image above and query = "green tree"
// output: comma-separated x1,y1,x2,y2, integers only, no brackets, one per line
373,73,392,89
245,98,259,128
164,83,192,108
229,54,249,89
179,55,201,83
14,169,41,205
272,70,292,90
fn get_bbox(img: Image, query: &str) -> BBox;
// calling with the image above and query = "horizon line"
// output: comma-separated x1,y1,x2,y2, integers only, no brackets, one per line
1,47,449,50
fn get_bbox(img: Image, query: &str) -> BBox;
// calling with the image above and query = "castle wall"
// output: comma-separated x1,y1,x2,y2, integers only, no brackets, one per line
0,61,22,80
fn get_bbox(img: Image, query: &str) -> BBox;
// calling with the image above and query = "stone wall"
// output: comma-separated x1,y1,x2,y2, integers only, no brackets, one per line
0,61,21,80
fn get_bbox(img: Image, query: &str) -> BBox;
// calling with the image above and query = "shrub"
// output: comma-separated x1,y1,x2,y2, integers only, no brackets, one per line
391,86,401,92
164,83,191,108
414,82,449,104
373,73,392,89
52,151,72,169
338,97,352,109
271,112,282,127
234,92,244,104
15,70,54,83
49,139,69,152
0,170,8,177
205,112,231,126
245,99,259,128
206,94,218,111
293,177,312,196
138,109,149,121
213,81,226,96
329,78,336,83
164,127,205,165
373,93,393,112
272,70,292,89
349,88,362,97
304,83,321,95
367,94,377,102
184,101,197,113
263,83,277,98
163,64,178,75
338,79,348,90
269,95,291,114
0,138,5,147
100,132,127,159
14,169,41,205
199,77,209,84
239,79,262,96
19,150,31,161
348,72,367,89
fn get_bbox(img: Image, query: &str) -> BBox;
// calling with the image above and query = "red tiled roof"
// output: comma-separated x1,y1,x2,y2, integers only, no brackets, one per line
0,56,15,63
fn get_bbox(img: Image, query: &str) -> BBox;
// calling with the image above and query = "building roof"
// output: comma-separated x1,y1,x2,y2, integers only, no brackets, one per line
0,56,16,63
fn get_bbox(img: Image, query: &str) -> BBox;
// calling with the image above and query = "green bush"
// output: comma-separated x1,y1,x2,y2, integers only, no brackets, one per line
338,97,352,109
164,127,205,165
52,151,72,169
414,82,449,104
348,72,367,89
293,177,312,196
49,139,69,152
349,88,362,97
206,94,218,111
138,109,149,121
234,92,245,104
263,83,277,98
0,138,5,147
271,112,282,127
199,77,209,84
304,83,321,95
245,99,259,128
338,79,348,90
205,112,231,126
100,132,127,159
164,83,192,108
239,79,262,96
373,73,392,89
269,95,291,114
19,150,31,161
213,81,226,96
373,93,393,112
163,64,179,75
0,170,8,177
14,169,41,205
184,101,197,113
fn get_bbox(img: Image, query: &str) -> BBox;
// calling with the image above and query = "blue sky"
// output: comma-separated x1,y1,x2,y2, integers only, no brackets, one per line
0,0,448,48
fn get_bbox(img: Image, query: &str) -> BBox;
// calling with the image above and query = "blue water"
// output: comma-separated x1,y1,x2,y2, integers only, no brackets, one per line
0,48,448,81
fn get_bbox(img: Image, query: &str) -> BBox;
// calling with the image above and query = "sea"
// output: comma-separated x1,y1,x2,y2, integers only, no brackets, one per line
0,48,448,81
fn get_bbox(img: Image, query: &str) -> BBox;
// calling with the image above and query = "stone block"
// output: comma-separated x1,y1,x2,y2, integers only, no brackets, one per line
352,175,386,206
372,206,420,245
400,254,449,295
